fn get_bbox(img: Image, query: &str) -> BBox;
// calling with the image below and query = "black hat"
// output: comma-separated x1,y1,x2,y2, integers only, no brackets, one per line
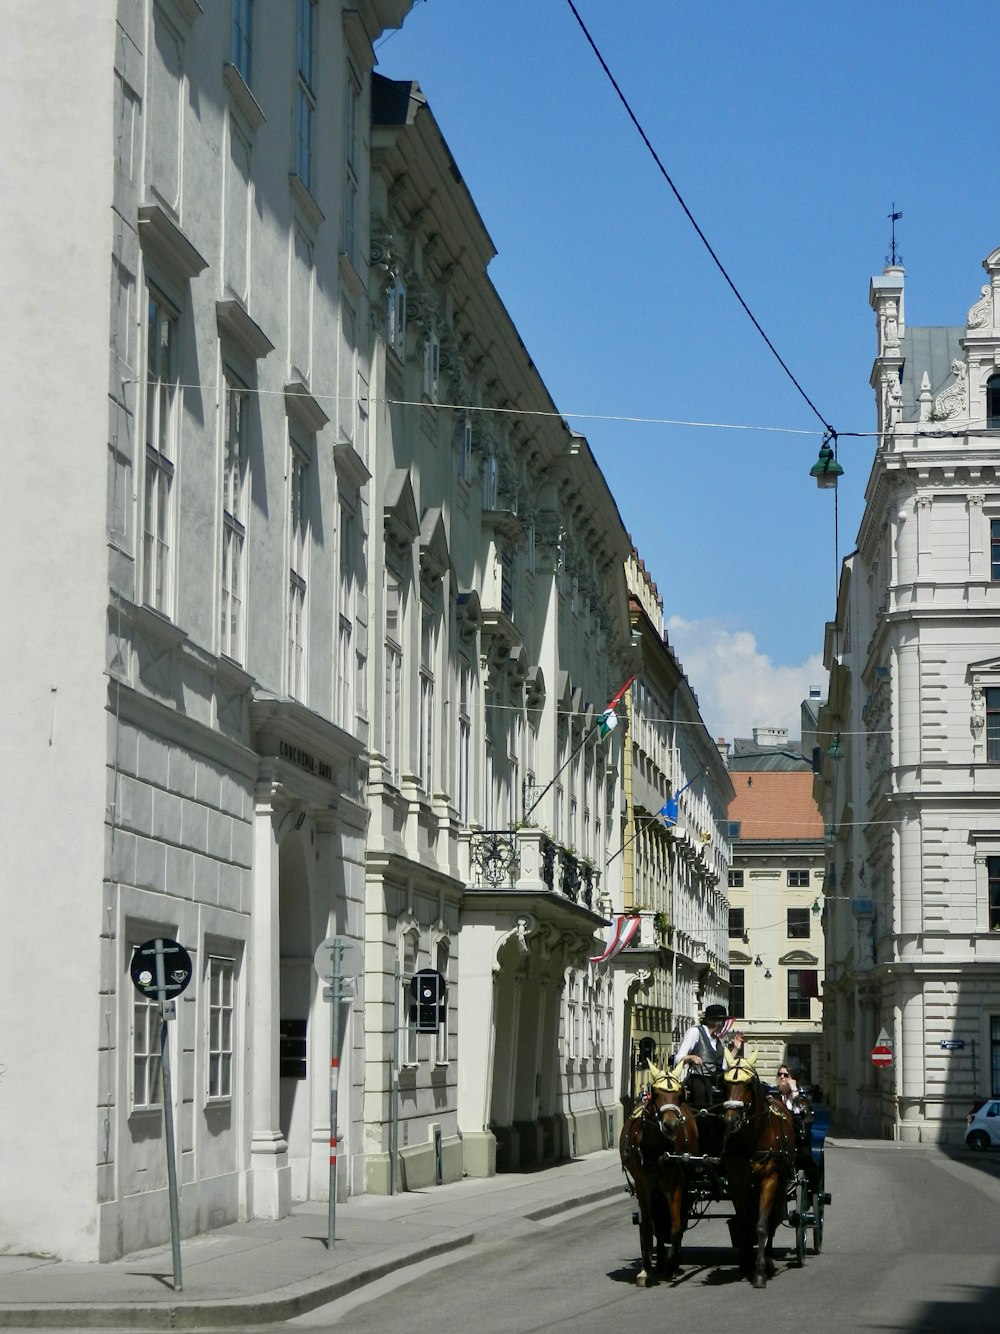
703,1004,728,1023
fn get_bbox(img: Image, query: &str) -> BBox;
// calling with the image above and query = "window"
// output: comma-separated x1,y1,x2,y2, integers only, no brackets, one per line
422,329,440,402
132,994,163,1112
456,660,471,824
400,931,419,1066
387,273,406,357
220,375,248,660
434,940,449,1065
566,973,579,1060
342,65,360,263
337,504,356,728
988,858,1000,931
207,955,235,1100
419,599,435,792
287,445,309,699
987,690,1000,763
728,820,742,838
294,0,316,189
991,1016,1000,1096
729,968,745,1019
988,374,1000,431
384,571,402,785
787,908,811,940
728,869,744,889
787,969,818,1020
482,453,497,510
787,869,810,888
786,1042,812,1085
992,520,1000,581
457,413,472,482
231,0,253,84
728,907,745,940
143,289,178,612
500,543,513,617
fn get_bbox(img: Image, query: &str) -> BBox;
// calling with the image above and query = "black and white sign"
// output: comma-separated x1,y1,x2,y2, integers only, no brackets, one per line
129,939,194,1000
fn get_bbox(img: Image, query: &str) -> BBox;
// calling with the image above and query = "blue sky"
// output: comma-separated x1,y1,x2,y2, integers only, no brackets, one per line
376,1,1000,739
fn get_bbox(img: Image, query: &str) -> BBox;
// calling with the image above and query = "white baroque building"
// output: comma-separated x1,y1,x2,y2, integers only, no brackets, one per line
816,249,1000,1142
1,2,633,1260
616,551,733,1105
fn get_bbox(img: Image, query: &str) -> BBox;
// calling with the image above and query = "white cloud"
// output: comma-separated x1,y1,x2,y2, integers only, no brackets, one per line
665,615,826,743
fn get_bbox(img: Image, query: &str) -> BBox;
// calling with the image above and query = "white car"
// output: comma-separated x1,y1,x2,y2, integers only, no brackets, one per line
965,1098,1000,1150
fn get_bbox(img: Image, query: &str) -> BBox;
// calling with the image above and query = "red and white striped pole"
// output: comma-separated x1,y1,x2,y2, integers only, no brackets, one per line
327,942,345,1251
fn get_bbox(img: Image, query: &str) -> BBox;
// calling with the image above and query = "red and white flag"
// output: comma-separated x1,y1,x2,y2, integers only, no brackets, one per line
589,914,640,965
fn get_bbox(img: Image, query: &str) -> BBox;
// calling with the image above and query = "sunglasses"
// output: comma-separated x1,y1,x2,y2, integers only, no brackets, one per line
777,1071,791,1077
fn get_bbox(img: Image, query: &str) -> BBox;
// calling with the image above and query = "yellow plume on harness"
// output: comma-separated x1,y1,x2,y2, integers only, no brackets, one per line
646,1057,686,1091
725,1044,759,1084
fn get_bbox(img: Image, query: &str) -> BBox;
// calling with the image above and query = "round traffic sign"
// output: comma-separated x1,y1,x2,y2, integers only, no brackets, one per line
313,935,361,982
871,1043,893,1069
130,938,194,999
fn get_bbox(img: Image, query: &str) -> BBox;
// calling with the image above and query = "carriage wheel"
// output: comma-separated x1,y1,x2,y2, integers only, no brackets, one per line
811,1163,826,1255
794,1177,808,1267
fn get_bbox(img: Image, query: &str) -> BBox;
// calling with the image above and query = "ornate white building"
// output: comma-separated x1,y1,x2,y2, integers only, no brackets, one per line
2,1,633,1260
616,552,733,1106
816,249,1000,1142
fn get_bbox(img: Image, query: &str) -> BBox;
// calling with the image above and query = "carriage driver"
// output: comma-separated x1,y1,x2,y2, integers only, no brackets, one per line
675,1003,745,1129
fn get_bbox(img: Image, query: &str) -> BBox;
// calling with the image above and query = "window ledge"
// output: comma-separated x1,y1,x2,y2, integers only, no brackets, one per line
223,63,265,133
129,600,189,651
138,203,208,281
334,435,371,488
217,299,274,362
289,173,325,230
284,380,330,435
339,251,366,301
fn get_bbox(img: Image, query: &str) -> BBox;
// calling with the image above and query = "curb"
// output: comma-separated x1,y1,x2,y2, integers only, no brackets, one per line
0,1183,626,1330
0,1236,475,1331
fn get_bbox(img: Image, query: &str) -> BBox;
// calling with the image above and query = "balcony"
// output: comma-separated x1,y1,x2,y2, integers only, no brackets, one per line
468,828,597,910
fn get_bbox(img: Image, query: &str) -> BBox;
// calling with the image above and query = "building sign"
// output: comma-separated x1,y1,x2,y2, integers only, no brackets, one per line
279,739,333,783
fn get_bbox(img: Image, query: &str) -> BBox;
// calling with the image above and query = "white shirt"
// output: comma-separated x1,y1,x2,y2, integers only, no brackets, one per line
675,1024,738,1069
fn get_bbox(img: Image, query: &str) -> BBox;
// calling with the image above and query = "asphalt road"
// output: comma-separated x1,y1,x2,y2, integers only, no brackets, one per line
292,1141,1000,1334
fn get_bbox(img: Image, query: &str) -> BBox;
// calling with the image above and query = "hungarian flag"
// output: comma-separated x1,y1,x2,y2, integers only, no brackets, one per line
589,914,641,965
597,674,637,739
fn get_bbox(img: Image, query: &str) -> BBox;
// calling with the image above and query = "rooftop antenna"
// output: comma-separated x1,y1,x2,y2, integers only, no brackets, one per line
886,204,903,267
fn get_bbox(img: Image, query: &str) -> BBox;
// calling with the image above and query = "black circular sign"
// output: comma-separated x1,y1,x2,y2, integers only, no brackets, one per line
130,938,194,999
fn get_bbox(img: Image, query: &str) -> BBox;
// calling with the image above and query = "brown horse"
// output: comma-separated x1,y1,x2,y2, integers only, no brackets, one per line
721,1050,795,1289
620,1059,699,1284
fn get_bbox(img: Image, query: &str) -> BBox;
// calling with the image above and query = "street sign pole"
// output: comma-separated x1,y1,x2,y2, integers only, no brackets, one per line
326,939,345,1253
313,936,359,1250
390,959,400,1198
153,940,183,1293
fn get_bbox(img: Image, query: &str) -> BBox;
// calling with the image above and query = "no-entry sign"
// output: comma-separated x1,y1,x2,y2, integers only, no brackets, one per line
871,1043,893,1069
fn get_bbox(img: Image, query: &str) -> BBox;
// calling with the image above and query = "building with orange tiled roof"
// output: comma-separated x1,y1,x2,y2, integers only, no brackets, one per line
726,730,826,1084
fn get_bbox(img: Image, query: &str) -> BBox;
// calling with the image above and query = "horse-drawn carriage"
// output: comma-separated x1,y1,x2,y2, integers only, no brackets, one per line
620,1050,831,1288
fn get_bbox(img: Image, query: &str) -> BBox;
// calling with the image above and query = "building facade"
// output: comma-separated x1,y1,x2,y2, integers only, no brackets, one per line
816,249,1000,1142
363,75,633,1184
726,725,825,1084
2,2,635,1261
616,552,733,1105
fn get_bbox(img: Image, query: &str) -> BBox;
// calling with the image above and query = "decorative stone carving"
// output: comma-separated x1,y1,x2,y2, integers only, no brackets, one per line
968,283,993,330
971,686,985,734
882,371,903,427
933,359,968,420
881,299,900,349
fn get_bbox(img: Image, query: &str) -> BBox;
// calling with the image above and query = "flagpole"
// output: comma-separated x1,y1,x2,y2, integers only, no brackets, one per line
605,812,664,869
523,719,601,823
524,675,636,824
604,764,709,868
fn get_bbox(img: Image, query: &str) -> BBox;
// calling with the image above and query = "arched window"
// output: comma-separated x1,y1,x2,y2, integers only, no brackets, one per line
988,374,1000,430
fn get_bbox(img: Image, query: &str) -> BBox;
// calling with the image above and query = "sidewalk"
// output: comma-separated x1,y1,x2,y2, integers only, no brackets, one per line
0,1150,625,1330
